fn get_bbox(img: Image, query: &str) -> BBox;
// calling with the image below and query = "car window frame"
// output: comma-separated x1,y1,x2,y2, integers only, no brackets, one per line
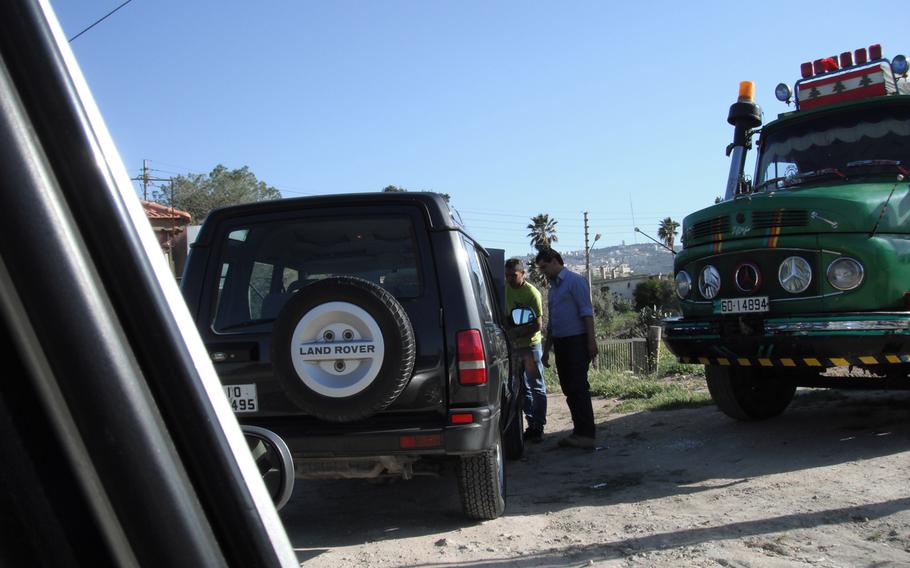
0,2,297,566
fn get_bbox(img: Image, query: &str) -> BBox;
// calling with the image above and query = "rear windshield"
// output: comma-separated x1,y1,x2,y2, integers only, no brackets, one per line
211,215,421,332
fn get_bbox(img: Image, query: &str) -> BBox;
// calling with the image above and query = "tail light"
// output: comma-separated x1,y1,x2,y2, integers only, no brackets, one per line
457,329,487,385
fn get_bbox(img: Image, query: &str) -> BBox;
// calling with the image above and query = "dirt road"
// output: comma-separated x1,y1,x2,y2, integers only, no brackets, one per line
281,387,910,567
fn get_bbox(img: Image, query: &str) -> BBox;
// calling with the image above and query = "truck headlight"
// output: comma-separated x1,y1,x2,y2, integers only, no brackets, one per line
675,271,692,299
698,265,721,299
827,257,864,290
778,256,812,293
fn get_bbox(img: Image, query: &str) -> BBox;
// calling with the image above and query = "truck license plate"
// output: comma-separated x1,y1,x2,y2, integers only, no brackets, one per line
224,384,258,413
715,296,769,314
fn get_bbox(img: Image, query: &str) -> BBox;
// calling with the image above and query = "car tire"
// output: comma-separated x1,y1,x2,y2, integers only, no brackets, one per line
456,432,506,520
501,395,524,460
271,276,416,422
706,365,796,421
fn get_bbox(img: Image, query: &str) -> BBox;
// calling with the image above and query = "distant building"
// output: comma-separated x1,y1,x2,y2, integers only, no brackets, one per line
141,200,192,277
598,273,667,303
598,263,632,280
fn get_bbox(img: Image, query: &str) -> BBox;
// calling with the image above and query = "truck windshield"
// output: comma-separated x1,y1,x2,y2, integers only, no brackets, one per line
755,106,910,190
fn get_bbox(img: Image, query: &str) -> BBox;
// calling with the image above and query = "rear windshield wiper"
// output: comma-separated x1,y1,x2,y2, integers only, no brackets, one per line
217,318,274,331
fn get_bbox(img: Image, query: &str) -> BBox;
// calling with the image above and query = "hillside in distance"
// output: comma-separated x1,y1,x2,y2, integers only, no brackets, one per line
562,242,675,276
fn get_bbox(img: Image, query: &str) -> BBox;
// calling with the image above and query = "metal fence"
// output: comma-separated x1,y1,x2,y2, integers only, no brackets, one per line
596,338,648,373
595,328,663,374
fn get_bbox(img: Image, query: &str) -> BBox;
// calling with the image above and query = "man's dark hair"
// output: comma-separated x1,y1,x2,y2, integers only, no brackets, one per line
535,248,564,265
505,258,525,272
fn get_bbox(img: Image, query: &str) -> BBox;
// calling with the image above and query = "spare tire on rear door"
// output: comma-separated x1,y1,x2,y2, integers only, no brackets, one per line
271,276,416,422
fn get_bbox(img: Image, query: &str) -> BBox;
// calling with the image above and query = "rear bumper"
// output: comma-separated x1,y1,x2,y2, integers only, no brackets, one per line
240,406,500,459
664,312,910,367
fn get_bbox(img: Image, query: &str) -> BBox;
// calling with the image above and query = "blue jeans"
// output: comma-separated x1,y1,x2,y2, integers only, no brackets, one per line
517,343,547,432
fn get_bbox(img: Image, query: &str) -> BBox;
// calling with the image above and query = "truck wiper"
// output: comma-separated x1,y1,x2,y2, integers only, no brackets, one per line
754,176,787,192
787,168,846,186
756,168,845,191
845,159,910,177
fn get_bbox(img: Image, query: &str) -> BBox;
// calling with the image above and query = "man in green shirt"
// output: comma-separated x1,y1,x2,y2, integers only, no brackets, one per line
504,258,546,442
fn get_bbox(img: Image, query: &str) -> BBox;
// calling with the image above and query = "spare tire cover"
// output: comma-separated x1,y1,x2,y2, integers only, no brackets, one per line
271,276,416,422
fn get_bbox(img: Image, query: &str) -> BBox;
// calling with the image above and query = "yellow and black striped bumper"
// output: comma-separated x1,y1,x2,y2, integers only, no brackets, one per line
678,354,910,367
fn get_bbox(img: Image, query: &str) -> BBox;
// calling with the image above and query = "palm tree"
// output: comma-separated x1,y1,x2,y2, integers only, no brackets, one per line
527,214,558,251
657,217,680,251
525,256,548,288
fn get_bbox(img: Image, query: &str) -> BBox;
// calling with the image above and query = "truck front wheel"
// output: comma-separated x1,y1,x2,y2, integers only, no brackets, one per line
706,365,796,421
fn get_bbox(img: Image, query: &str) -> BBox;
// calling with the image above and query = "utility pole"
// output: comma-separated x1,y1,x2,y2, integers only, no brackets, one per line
584,211,602,301
584,211,591,292
130,159,170,201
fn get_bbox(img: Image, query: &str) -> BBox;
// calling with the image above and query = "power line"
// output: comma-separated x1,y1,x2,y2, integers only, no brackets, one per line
68,0,136,42
145,159,205,172
275,187,319,197
458,208,682,221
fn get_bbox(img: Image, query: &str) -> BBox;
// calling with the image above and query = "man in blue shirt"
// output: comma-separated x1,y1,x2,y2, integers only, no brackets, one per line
535,248,598,449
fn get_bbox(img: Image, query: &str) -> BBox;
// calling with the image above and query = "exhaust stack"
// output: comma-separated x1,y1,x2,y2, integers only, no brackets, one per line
724,81,763,200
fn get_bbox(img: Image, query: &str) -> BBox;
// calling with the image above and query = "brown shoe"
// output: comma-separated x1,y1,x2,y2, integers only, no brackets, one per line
557,434,595,449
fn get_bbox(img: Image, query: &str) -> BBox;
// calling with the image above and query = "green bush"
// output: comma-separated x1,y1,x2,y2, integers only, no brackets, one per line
656,342,704,378
543,364,710,413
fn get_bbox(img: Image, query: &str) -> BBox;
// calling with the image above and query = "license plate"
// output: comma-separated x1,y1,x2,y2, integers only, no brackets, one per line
715,296,769,314
224,384,258,413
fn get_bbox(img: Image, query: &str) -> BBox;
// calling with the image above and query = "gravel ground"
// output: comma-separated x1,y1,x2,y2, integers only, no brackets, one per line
281,386,910,567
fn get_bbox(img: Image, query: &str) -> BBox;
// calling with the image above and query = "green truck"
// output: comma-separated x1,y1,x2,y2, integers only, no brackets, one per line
664,44,910,420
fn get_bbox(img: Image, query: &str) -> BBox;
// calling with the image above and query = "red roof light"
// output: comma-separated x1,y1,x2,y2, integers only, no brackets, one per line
840,51,853,68
855,48,868,64
869,44,882,60
800,62,813,78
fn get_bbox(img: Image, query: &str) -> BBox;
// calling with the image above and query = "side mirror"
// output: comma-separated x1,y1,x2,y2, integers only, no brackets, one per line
242,426,295,511
511,307,536,326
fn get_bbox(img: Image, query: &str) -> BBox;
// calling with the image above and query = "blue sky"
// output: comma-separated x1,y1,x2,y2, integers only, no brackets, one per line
51,0,905,259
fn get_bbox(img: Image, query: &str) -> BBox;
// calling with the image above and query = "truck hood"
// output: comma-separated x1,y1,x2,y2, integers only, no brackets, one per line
681,181,910,248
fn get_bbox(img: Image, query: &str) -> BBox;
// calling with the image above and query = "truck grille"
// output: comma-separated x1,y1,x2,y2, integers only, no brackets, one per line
687,215,730,242
752,209,809,230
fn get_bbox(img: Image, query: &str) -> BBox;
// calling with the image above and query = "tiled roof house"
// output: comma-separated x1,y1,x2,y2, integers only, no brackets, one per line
141,200,192,277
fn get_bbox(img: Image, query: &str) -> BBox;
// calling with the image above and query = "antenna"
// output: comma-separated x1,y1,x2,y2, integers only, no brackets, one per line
634,227,676,255
629,193,637,243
